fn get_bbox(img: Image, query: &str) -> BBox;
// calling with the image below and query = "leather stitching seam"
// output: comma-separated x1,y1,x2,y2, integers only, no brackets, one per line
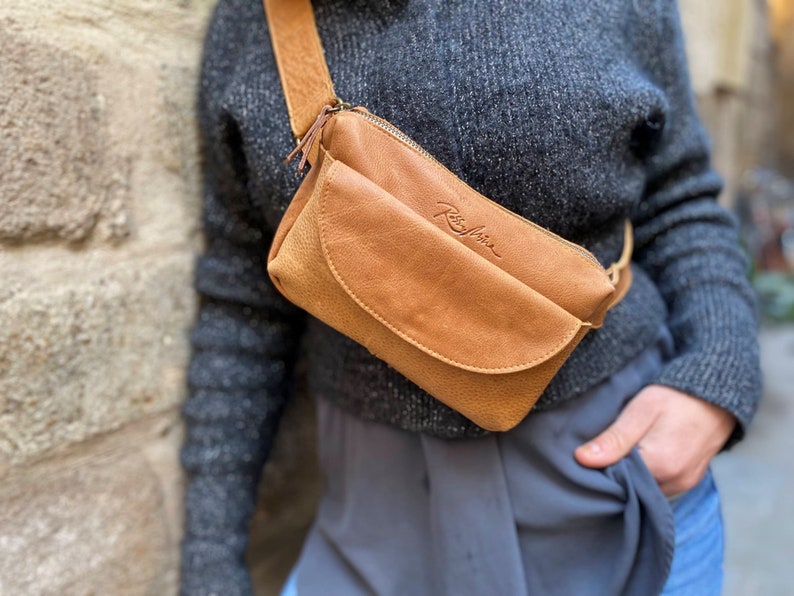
317,159,583,374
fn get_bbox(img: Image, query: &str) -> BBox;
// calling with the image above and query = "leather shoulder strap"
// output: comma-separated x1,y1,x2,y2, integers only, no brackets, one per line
606,221,634,308
262,0,338,139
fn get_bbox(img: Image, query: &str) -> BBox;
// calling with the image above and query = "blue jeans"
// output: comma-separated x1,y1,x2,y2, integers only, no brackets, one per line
661,468,724,595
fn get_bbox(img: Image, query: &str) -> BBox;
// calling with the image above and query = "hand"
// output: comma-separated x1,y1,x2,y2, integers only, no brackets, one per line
574,385,736,497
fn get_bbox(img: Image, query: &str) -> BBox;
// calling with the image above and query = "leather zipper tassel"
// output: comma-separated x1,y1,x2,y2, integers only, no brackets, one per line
286,100,352,173
285,105,336,173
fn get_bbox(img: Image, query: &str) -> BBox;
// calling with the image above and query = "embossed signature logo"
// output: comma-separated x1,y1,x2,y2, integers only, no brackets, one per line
434,202,502,258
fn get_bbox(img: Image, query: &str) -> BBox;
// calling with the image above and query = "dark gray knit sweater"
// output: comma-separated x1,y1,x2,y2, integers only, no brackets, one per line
179,0,761,593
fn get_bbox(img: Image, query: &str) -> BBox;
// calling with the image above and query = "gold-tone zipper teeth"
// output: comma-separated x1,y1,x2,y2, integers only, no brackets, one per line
344,108,601,267
349,109,444,167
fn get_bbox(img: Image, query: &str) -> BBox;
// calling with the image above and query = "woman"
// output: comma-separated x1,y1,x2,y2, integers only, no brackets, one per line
179,1,761,594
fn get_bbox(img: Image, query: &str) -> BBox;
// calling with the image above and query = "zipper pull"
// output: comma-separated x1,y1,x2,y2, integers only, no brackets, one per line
285,100,351,174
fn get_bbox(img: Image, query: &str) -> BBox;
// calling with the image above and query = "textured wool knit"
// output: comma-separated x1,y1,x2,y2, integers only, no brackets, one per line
179,0,762,593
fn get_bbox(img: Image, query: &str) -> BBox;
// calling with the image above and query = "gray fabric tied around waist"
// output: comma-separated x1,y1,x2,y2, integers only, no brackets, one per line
293,327,677,596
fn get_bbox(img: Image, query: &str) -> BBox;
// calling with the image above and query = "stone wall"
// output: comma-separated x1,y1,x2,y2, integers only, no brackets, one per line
0,1,777,595
0,1,207,593
0,2,321,593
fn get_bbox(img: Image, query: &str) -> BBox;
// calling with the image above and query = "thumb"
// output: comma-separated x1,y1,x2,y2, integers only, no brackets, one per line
574,393,661,468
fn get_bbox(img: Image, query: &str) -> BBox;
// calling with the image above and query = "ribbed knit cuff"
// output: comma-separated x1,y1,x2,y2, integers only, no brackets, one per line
180,473,258,595
651,289,761,450
180,539,253,596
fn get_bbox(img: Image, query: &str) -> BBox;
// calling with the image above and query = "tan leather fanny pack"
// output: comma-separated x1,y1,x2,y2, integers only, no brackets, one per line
262,0,633,431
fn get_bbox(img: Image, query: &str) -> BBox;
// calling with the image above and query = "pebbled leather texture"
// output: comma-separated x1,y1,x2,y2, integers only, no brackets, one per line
267,110,632,431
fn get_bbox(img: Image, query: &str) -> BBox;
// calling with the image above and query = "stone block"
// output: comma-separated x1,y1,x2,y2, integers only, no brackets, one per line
132,62,204,242
0,0,216,247
0,23,130,243
0,252,196,465
0,412,184,595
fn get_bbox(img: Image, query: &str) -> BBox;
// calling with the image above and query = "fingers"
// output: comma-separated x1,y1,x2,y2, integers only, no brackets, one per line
574,391,663,469
639,426,713,497
656,464,709,498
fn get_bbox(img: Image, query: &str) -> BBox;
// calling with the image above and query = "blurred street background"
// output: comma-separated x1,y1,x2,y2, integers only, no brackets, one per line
679,3,794,594
714,326,794,595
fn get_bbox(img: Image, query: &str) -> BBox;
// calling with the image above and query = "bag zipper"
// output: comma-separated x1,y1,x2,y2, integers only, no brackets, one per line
289,102,602,267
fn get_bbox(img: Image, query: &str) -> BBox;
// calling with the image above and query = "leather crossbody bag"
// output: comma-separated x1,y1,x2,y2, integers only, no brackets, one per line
262,0,633,431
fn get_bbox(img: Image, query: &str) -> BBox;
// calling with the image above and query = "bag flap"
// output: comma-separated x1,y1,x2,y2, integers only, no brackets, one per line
318,158,583,374
323,112,617,323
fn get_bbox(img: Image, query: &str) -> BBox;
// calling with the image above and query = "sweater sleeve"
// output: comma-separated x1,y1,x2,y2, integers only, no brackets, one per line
631,2,761,447
178,6,305,595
